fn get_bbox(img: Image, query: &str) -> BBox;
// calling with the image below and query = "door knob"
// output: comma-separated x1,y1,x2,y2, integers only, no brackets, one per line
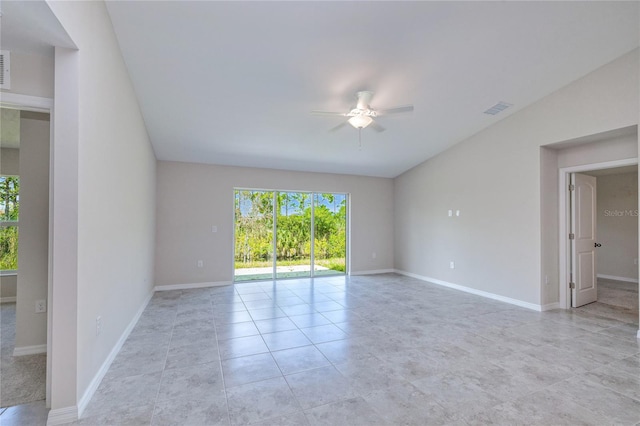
594,243,602,248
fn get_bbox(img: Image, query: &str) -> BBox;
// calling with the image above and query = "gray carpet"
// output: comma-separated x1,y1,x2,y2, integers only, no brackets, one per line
0,303,46,408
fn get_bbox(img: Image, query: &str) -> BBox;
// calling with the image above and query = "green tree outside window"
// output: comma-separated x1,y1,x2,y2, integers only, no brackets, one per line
0,176,19,271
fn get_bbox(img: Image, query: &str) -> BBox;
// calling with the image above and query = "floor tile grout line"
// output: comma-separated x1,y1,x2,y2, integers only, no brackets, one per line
147,290,182,425
217,286,252,426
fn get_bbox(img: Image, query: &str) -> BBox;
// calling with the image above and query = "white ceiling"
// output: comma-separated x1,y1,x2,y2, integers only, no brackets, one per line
104,1,639,178
5,2,639,178
0,0,75,56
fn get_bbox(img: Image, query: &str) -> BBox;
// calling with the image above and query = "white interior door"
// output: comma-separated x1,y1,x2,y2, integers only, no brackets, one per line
571,173,598,307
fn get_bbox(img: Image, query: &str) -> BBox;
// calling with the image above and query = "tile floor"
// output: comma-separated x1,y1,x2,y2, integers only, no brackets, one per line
75,274,639,425
3,274,640,425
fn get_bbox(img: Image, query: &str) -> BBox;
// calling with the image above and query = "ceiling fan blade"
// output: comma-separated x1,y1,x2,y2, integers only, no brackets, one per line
377,105,414,115
311,110,347,117
329,121,348,132
369,120,386,133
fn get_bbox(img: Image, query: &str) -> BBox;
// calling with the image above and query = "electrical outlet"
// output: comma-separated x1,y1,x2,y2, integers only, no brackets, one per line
450,261,455,269
456,210,460,217
35,299,46,313
211,225,218,233
197,260,203,268
448,210,453,217
372,252,377,259
96,316,102,336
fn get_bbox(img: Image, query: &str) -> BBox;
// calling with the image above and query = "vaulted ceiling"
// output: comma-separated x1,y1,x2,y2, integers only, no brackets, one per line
3,2,639,178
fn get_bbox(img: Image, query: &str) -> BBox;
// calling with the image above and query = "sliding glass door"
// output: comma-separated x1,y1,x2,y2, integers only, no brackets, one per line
276,192,311,279
234,190,274,281
313,193,347,276
234,189,348,281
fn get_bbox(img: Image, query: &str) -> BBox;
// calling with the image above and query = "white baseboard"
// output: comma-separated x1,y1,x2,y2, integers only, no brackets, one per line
76,290,154,419
0,296,16,303
155,281,232,291
394,269,543,311
13,344,47,356
46,406,78,426
350,269,395,276
597,274,639,284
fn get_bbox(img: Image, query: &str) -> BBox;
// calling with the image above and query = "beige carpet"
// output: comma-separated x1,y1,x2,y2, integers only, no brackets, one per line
0,303,46,408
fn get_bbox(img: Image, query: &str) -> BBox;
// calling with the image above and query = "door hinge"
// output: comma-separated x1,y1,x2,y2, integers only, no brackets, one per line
569,233,575,240
569,184,575,191
569,282,575,289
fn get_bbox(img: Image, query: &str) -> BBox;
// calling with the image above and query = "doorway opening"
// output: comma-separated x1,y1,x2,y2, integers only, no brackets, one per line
0,103,52,410
560,161,638,325
233,189,348,282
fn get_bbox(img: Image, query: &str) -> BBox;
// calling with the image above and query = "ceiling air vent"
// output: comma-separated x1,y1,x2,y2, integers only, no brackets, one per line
0,51,10,90
484,101,512,115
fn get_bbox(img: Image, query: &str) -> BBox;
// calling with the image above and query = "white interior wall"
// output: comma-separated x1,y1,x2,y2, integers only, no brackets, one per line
394,49,639,308
540,146,560,306
50,45,79,412
155,161,394,287
48,0,157,415
596,171,639,281
556,134,639,168
14,112,50,350
1,148,20,175
0,51,54,99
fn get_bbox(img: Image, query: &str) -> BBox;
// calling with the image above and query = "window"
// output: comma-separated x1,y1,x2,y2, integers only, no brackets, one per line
234,189,348,281
0,176,19,272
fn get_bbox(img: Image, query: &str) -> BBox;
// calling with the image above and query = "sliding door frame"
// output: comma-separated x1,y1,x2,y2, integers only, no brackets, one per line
233,188,349,282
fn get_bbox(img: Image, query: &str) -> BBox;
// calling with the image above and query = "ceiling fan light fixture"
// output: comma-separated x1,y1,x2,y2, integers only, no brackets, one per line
348,115,373,129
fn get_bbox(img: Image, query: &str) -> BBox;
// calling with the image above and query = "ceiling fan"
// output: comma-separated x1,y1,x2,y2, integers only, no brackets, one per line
311,91,414,133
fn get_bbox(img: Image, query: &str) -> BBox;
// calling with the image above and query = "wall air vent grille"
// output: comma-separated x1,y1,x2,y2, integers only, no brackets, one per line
0,51,10,89
484,101,512,115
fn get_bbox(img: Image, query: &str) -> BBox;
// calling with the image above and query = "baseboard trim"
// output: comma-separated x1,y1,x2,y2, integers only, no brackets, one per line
46,406,78,426
0,296,16,303
13,344,47,356
597,274,639,284
155,281,232,291
350,269,395,276
76,289,154,419
394,269,543,311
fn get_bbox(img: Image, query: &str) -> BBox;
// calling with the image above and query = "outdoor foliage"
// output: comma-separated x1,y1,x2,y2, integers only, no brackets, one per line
0,176,19,271
234,191,346,271
0,227,18,270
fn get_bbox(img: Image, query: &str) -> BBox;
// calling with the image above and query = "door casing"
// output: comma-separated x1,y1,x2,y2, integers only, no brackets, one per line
558,158,638,309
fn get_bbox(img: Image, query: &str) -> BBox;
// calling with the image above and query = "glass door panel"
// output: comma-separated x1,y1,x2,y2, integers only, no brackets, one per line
234,190,274,281
314,193,347,276
276,192,311,279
